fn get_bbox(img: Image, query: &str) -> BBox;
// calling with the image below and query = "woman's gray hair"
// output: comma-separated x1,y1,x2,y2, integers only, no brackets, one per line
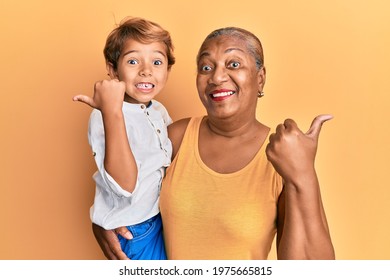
197,27,264,70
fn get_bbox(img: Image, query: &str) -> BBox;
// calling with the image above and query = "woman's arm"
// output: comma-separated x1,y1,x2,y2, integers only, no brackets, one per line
167,117,191,160
267,115,335,259
92,223,131,260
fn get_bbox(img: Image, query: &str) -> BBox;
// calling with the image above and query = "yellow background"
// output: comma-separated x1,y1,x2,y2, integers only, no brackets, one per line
1,0,389,259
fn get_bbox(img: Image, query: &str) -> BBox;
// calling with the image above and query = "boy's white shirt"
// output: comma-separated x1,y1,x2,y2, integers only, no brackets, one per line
88,100,172,229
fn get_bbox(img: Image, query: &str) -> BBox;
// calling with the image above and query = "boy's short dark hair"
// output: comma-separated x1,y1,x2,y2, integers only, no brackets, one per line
104,17,175,71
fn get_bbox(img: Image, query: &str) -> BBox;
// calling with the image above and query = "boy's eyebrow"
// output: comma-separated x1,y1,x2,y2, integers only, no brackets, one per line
122,50,167,57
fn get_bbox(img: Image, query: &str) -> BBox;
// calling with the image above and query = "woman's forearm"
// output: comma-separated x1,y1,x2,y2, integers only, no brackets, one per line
277,174,335,260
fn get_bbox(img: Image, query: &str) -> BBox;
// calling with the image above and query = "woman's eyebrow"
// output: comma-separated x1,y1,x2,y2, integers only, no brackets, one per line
198,51,210,60
198,47,245,62
225,47,245,54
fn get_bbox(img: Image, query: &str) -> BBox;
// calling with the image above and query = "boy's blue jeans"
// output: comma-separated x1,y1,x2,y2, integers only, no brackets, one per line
118,213,167,260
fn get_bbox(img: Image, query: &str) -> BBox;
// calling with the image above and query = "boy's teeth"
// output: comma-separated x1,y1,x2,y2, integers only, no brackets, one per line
212,91,234,98
136,83,153,89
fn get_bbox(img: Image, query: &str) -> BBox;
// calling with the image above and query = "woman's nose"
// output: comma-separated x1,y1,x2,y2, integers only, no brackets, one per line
208,66,228,85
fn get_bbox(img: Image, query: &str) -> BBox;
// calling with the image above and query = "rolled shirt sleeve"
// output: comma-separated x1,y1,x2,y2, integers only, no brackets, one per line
87,100,172,229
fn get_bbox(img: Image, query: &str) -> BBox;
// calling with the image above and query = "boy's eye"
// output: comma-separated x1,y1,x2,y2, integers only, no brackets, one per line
127,59,138,65
154,60,163,65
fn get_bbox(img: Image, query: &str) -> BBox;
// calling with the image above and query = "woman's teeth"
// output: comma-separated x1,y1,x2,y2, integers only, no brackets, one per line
211,91,234,98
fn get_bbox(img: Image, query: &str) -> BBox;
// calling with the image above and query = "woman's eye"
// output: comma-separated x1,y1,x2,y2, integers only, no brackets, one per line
229,61,240,68
127,59,138,65
154,60,163,65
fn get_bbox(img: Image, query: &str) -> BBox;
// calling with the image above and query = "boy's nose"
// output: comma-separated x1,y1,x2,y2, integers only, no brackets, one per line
140,67,152,76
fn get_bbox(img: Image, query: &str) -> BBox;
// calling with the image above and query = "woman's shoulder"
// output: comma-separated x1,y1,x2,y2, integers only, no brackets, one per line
169,117,206,159
169,117,191,130
168,116,205,138
168,118,191,156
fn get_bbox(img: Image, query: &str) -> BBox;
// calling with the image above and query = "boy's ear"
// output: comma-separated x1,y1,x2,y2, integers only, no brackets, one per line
106,62,118,79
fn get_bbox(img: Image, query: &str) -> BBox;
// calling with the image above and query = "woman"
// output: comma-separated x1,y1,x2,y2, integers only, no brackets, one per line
92,26,335,260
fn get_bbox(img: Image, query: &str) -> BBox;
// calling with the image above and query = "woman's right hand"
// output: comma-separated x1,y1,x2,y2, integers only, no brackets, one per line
92,223,132,260
265,114,333,187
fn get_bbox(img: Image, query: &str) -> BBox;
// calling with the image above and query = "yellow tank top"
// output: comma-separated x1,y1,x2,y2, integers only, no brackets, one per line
160,117,283,259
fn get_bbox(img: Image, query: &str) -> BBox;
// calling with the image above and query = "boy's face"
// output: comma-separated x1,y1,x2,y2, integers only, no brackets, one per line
108,39,170,105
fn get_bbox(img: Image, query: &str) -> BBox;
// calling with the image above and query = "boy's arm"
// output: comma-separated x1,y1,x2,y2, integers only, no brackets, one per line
74,79,138,193
102,106,138,193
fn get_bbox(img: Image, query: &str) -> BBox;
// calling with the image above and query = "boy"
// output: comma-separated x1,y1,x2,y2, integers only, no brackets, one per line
73,17,175,260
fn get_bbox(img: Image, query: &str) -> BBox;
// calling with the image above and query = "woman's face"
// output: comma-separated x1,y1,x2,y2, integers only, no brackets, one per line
196,35,265,120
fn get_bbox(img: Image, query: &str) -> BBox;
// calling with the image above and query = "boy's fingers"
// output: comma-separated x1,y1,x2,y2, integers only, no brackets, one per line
72,95,96,108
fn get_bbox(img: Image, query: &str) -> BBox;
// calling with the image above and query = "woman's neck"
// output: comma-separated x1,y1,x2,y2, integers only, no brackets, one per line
205,115,262,139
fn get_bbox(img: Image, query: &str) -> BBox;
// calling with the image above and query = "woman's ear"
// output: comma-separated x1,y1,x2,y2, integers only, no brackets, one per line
257,66,266,92
106,62,118,79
